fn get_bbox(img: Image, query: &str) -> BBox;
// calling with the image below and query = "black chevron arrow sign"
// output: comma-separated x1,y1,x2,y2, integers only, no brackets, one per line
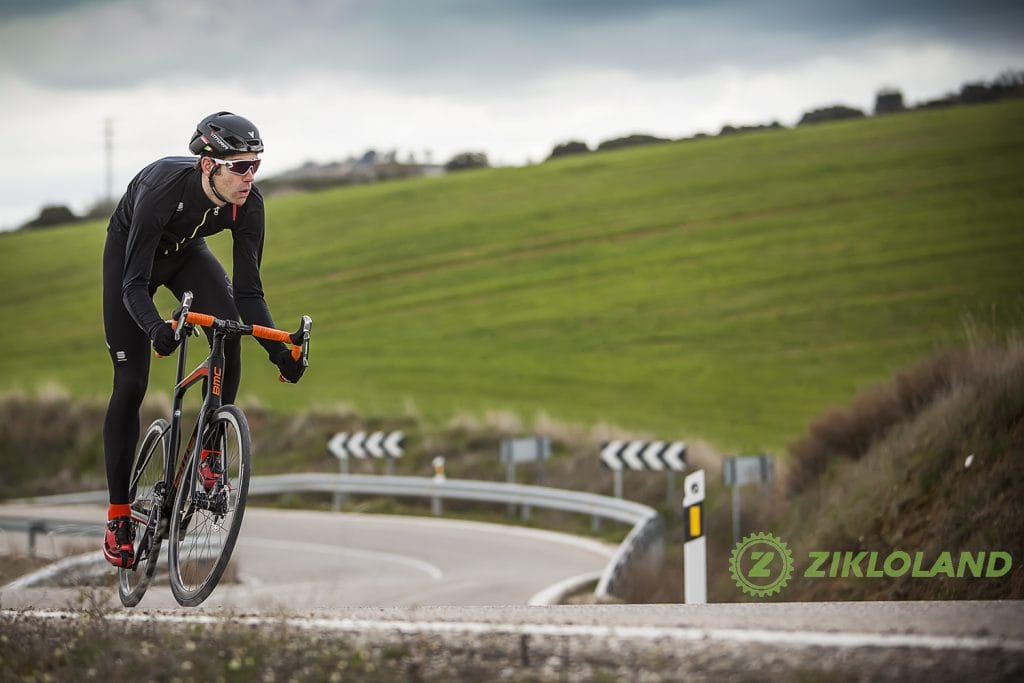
329,431,405,459
600,440,686,471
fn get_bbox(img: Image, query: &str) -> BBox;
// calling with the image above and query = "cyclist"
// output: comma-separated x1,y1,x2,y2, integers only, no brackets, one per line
101,111,305,567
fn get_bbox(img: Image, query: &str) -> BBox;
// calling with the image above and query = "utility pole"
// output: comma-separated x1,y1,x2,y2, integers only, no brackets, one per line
104,117,113,203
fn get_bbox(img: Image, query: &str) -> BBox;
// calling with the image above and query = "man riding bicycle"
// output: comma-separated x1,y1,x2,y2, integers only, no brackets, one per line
102,112,305,567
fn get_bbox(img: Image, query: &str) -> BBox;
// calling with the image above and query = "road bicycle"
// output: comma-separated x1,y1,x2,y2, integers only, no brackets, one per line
118,291,311,607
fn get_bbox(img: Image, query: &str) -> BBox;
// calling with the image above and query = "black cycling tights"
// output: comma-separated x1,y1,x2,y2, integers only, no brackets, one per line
102,232,241,504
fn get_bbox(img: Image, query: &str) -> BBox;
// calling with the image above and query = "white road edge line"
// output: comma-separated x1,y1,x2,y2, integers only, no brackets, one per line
6,610,1023,652
3,552,105,590
528,571,602,606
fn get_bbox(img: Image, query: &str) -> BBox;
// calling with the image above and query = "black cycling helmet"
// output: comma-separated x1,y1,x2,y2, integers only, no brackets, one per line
189,111,264,157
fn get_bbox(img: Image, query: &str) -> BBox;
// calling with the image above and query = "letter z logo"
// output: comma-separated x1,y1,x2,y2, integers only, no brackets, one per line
730,532,795,598
749,551,774,577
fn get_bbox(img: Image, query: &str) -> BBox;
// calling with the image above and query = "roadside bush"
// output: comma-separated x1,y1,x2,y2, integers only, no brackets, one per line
444,151,489,172
22,204,80,229
547,140,590,160
797,105,866,126
785,347,976,496
718,121,784,136
773,339,1024,601
595,134,669,152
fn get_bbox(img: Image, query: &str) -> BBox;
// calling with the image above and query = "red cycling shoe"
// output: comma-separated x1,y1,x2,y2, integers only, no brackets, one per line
199,449,223,490
103,516,135,568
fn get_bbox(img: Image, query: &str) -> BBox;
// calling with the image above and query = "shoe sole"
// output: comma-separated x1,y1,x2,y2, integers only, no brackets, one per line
104,544,136,569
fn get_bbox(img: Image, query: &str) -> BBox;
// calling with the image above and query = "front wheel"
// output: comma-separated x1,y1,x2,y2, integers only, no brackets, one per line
168,405,251,606
118,418,169,607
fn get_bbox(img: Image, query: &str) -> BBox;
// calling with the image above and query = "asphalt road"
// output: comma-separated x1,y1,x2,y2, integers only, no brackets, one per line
0,504,615,609
3,505,1022,679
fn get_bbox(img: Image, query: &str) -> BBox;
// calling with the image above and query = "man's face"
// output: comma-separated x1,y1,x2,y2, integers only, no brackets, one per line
205,152,259,205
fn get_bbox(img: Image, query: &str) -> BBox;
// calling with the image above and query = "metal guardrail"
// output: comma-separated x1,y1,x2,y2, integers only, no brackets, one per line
0,516,101,555
5,474,663,599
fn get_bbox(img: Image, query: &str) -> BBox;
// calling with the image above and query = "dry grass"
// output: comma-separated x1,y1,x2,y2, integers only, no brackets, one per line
767,339,1024,601
625,339,1024,604
0,554,54,585
0,612,430,682
0,610,657,682
0,390,174,499
785,347,980,497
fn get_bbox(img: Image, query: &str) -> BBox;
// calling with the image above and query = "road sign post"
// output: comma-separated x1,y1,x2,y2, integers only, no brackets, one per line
501,437,550,519
327,433,351,510
723,454,774,545
683,469,707,604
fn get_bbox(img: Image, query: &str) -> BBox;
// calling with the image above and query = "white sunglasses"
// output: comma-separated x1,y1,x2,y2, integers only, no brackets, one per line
209,158,261,176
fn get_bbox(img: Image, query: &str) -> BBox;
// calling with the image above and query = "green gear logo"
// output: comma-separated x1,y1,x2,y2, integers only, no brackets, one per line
730,532,795,598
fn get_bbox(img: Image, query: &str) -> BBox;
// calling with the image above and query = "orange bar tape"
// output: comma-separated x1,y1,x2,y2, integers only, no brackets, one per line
252,324,302,359
251,324,291,343
173,315,301,359
185,312,216,327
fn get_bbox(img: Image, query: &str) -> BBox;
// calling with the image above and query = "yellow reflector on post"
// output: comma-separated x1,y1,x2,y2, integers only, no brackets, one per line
689,504,702,538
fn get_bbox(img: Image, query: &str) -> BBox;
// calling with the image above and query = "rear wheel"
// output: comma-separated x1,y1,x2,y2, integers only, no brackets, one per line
168,405,251,606
118,418,169,607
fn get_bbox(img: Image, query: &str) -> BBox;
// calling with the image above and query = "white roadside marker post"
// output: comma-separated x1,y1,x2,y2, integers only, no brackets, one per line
683,469,707,604
432,456,446,516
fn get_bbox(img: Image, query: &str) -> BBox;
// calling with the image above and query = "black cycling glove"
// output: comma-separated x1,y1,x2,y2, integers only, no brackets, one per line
272,347,306,384
151,322,182,357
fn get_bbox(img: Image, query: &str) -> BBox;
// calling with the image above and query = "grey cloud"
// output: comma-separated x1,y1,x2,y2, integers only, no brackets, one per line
0,0,108,21
1,0,1021,92
754,0,1024,43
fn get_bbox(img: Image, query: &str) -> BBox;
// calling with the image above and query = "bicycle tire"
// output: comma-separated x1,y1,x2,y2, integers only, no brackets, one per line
118,418,169,607
168,405,251,606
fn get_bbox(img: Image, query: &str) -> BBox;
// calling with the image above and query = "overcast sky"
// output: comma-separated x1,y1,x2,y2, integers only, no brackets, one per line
1,0,1022,229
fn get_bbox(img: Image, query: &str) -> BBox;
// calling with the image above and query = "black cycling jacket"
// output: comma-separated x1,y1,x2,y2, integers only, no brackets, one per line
107,156,280,356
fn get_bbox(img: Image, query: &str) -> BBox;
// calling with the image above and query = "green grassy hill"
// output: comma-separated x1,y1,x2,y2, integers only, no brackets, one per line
1,100,1021,453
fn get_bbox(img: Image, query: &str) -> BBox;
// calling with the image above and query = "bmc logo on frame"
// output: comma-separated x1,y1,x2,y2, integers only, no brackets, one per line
729,532,1014,598
211,366,223,397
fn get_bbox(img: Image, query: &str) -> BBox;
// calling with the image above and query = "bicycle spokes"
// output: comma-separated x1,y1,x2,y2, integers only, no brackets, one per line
168,405,251,606
118,418,170,608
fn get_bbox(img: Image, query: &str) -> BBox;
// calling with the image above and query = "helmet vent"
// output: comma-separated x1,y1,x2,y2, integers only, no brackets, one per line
190,112,264,155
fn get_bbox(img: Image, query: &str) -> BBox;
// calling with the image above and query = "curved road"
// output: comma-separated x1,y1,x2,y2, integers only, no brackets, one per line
0,504,614,609
3,504,1022,679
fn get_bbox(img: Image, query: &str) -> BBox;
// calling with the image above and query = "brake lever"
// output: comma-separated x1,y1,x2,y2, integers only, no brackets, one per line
299,315,312,368
279,316,312,382
173,291,194,341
